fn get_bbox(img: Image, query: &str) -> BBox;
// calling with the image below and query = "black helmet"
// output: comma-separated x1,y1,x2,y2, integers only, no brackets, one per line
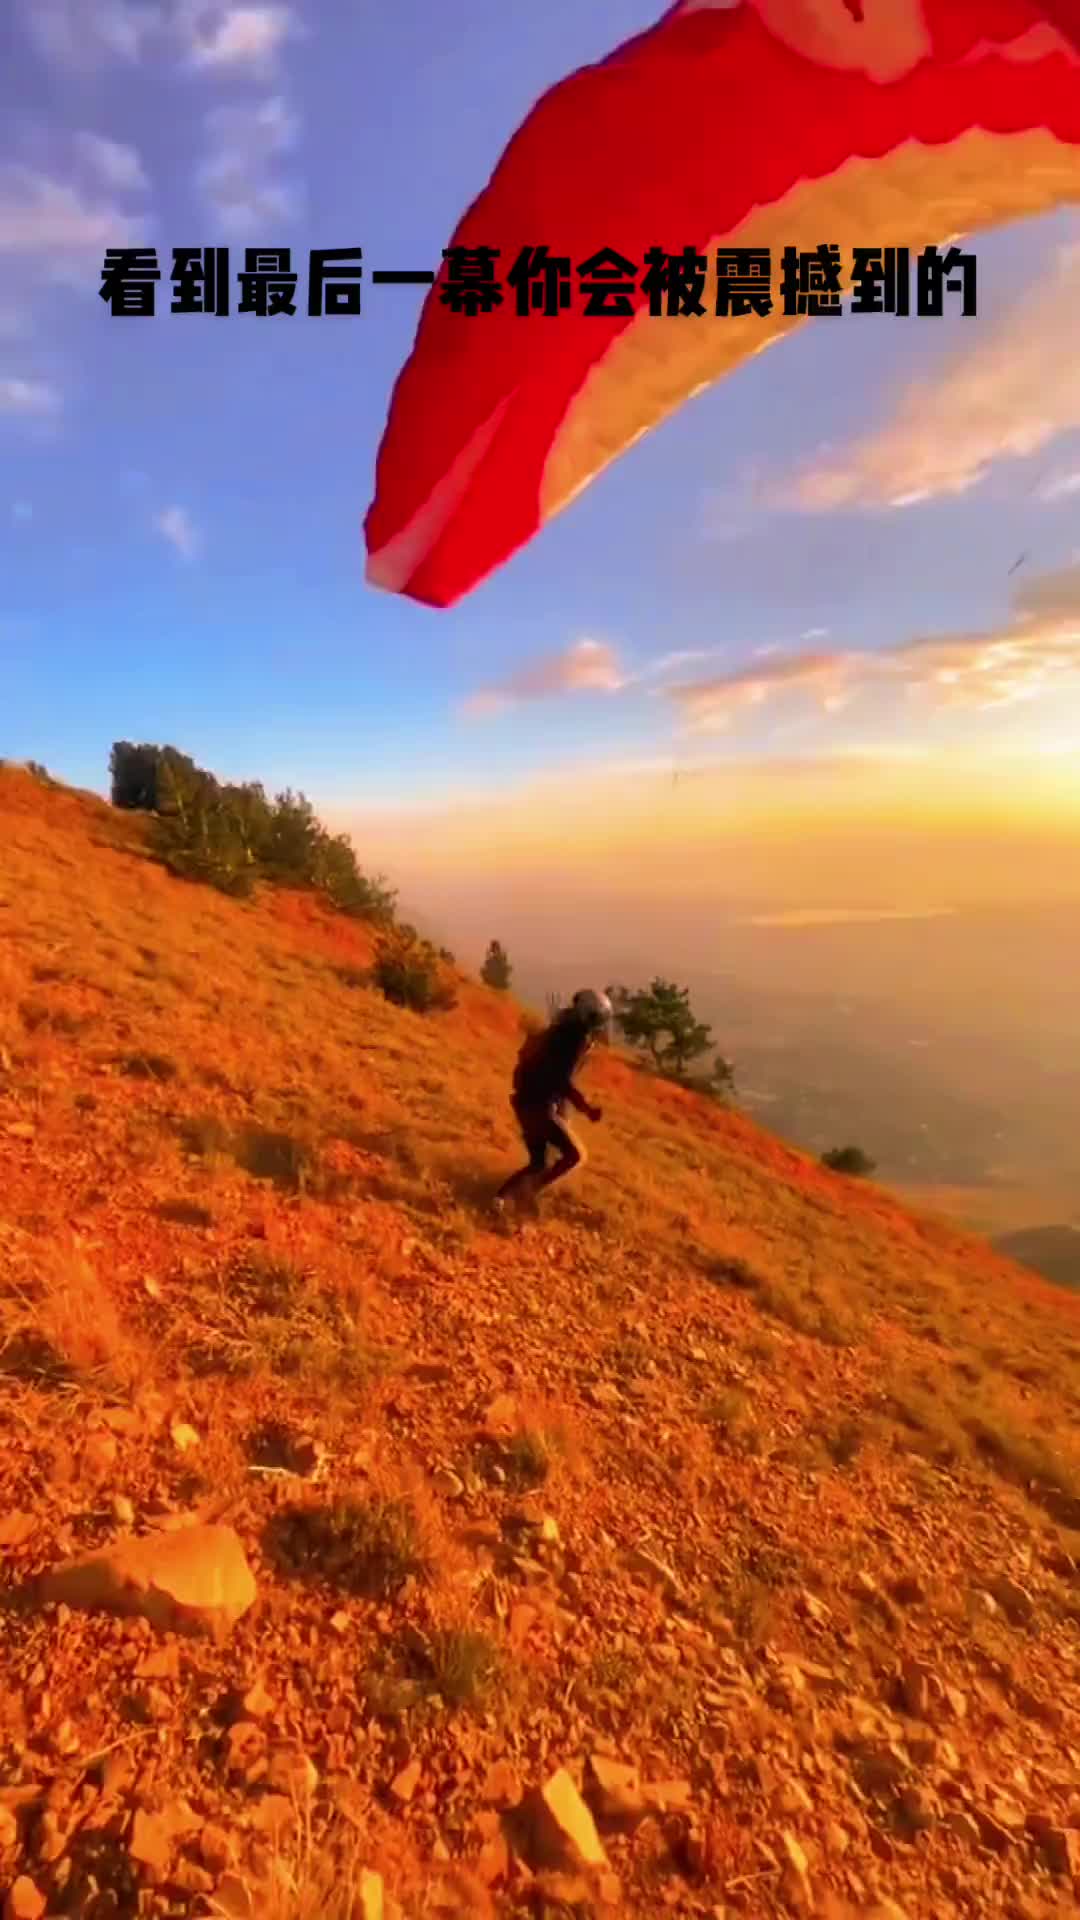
571,987,613,1031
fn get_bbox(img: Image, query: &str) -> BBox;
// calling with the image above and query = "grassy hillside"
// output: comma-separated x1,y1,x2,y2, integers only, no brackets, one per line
2,762,1080,1920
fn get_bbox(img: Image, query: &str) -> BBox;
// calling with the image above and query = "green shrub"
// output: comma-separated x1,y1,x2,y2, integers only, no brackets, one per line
271,1496,432,1598
425,1629,500,1707
822,1145,876,1177
372,928,457,1014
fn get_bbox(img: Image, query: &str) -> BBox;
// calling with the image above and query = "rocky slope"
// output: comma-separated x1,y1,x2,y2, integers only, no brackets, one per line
2,762,1080,1920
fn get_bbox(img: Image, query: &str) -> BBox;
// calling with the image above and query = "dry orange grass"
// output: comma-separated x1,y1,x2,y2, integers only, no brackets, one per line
6,756,1076,1536
0,1238,147,1392
5,763,1080,1920
3,757,1080,1525
6,764,1076,1605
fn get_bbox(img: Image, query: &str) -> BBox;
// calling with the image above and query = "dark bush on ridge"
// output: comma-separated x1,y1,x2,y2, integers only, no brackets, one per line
372,926,457,1014
108,741,397,922
822,1144,877,1177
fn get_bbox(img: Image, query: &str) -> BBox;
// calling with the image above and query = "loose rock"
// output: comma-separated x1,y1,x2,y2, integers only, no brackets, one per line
432,1468,465,1499
199,1824,233,1872
990,1576,1035,1626
780,1831,813,1912
242,1680,275,1720
587,1755,646,1822
624,1547,681,1599
519,1768,608,1871
4,1881,46,1920
390,1760,421,1805
0,1514,37,1551
128,1809,173,1878
481,1760,523,1808
37,1524,257,1642
1029,1820,1080,1878
359,1869,384,1920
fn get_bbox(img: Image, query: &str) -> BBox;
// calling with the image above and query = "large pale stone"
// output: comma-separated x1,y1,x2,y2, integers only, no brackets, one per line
37,1524,256,1641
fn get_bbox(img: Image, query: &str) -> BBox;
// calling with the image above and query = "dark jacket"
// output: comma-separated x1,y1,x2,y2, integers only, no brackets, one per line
513,1015,592,1113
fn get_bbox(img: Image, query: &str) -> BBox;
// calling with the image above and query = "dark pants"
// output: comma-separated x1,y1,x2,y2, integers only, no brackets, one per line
496,1099,586,1205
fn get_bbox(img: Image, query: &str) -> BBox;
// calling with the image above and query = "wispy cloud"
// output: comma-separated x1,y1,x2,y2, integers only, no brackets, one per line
18,0,162,67
177,2,298,73
197,95,300,230
0,162,144,283
0,377,62,418
462,637,626,717
0,137,150,423
631,647,714,681
73,133,149,195
18,0,300,73
11,501,33,522
669,650,848,730
667,603,1080,734
774,244,1080,512
153,504,200,559
1038,468,1080,504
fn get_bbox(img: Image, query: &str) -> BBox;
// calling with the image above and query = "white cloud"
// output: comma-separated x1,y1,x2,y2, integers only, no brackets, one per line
0,164,143,282
73,133,149,195
669,649,847,731
666,606,1080,734
19,0,162,67
633,647,713,679
153,504,199,559
20,0,300,75
776,244,1080,513
178,3,297,72
0,377,61,417
1038,468,1080,504
12,501,33,521
462,637,625,716
197,95,300,230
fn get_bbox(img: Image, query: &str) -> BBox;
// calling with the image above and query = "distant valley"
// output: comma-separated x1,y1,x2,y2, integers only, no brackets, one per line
497,900,1080,1279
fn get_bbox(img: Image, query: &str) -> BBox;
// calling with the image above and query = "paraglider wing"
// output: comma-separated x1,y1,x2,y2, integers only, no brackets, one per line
364,0,1080,609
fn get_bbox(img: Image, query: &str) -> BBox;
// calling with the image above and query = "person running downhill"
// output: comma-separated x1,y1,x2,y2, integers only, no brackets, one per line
493,988,612,1217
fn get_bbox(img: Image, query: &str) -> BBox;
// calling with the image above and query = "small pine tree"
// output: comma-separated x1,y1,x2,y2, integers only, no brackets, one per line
110,741,205,813
609,978,713,1079
481,940,512,991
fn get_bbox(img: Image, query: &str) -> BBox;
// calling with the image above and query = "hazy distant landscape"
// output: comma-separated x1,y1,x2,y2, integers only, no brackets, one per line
458,899,1080,1280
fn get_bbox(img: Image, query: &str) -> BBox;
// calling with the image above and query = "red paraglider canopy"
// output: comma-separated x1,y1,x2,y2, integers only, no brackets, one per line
364,0,1080,609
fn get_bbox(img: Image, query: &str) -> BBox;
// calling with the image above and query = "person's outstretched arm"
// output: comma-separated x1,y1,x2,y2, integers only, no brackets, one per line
550,1026,602,1122
563,1068,602,1123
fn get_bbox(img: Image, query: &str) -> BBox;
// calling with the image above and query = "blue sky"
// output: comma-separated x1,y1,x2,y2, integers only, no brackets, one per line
3,0,1080,838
